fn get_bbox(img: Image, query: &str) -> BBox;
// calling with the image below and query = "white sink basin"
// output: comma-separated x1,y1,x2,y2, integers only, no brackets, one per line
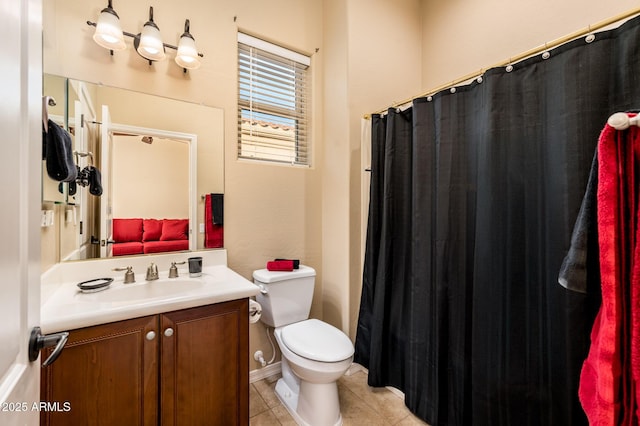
41,262,260,334
75,278,204,303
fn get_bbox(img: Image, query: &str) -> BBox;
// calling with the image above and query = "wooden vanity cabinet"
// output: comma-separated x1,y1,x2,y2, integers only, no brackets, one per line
40,315,159,426
160,300,249,425
40,298,249,426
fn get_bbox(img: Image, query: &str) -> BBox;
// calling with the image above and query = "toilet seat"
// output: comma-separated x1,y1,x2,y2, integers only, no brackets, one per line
281,319,354,362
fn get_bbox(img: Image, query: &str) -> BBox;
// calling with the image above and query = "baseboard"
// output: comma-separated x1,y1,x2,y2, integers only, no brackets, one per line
345,362,367,376
249,361,282,383
250,361,361,383
385,385,405,399
344,363,405,399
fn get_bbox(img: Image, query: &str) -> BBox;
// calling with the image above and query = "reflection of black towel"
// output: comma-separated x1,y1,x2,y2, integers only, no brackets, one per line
87,166,103,196
558,151,598,293
41,125,47,160
211,193,223,225
45,119,76,182
68,180,77,196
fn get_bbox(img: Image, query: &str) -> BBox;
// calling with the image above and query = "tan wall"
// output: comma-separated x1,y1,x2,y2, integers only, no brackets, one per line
321,0,423,340
42,0,636,375
43,0,324,371
92,83,224,196
420,0,640,92
93,82,224,249
349,0,640,344
111,135,189,219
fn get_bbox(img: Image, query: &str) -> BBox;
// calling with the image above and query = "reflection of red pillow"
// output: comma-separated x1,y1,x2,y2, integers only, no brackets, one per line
160,219,189,241
113,218,143,243
143,219,163,242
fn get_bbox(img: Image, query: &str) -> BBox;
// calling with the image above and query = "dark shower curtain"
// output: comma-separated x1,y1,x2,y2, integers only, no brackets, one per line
355,15,640,426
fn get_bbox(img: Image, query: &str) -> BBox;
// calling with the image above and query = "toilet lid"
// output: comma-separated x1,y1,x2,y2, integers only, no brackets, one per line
281,319,354,362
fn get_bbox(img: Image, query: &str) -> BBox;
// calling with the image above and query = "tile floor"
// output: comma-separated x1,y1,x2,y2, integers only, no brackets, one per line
249,370,429,425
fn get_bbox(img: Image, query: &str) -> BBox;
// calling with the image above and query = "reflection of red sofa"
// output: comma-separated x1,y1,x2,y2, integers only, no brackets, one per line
112,218,189,256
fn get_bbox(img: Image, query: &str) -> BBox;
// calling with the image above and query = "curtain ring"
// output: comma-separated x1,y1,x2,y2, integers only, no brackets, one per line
585,25,595,43
541,43,550,60
505,58,513,73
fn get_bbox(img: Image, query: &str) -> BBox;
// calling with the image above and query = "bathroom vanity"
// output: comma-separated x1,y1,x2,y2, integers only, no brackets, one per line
39,251,258,426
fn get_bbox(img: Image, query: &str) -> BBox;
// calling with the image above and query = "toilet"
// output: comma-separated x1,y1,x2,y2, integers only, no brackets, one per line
254,265,354,426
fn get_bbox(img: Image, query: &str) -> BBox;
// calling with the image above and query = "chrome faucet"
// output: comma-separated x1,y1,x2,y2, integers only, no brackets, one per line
146,262,159,281
113,266,135,284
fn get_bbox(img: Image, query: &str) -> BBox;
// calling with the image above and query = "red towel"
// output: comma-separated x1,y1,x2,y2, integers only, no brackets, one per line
204,194,223,248
267,260,294,271
579,115,640,425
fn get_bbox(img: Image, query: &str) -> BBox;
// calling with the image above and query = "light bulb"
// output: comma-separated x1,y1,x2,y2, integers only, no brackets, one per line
175,33,200,69
92,2,125,51
136,7,165,62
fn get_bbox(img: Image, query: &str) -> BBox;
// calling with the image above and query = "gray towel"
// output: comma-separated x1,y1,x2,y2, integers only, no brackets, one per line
558,151,598,294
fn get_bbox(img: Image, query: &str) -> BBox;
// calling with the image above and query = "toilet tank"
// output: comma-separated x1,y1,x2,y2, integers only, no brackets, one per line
253,265,316,327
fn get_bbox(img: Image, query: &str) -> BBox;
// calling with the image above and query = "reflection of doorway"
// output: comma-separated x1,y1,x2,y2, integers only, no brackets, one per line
111,135,189,219
98,115,197,258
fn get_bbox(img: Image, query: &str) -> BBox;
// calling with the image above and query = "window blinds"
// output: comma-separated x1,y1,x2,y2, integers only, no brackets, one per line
238,33,311,166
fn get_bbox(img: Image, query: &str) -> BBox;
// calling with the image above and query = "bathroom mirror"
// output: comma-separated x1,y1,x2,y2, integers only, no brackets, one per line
41,74,224,263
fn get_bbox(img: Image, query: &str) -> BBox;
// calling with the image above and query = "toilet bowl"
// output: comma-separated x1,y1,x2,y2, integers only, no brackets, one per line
274,319,354,426
253,266,354,426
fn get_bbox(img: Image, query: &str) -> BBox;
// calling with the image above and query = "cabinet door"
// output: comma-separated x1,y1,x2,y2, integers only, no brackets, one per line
160,299,249,426
40,316,159,426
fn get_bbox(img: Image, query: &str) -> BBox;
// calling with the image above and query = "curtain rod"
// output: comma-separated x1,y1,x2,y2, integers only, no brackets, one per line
365,6,640,119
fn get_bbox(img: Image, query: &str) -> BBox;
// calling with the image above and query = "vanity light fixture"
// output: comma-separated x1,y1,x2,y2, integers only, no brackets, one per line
87,5,204,71
135,7,165,62
92,0,126,52
175,20,201,70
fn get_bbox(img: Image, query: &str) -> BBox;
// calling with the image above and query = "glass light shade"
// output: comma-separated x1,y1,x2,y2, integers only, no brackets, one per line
175,36,201,69
137,24,165,61
93,10,126,51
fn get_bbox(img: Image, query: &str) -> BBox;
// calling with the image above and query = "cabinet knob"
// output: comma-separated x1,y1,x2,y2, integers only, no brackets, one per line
164,328,174,337
145,331,156,341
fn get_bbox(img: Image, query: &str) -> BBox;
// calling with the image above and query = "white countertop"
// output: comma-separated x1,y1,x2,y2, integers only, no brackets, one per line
41,250,260,333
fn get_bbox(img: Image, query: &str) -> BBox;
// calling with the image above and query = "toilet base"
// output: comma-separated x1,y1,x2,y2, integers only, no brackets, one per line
275,377,343,426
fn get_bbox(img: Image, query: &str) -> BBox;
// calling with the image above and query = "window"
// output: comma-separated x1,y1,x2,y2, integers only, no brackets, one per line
238,33,311,166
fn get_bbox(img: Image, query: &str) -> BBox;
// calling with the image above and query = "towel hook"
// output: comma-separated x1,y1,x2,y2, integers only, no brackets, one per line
74,151,95,166
42,96,57,132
